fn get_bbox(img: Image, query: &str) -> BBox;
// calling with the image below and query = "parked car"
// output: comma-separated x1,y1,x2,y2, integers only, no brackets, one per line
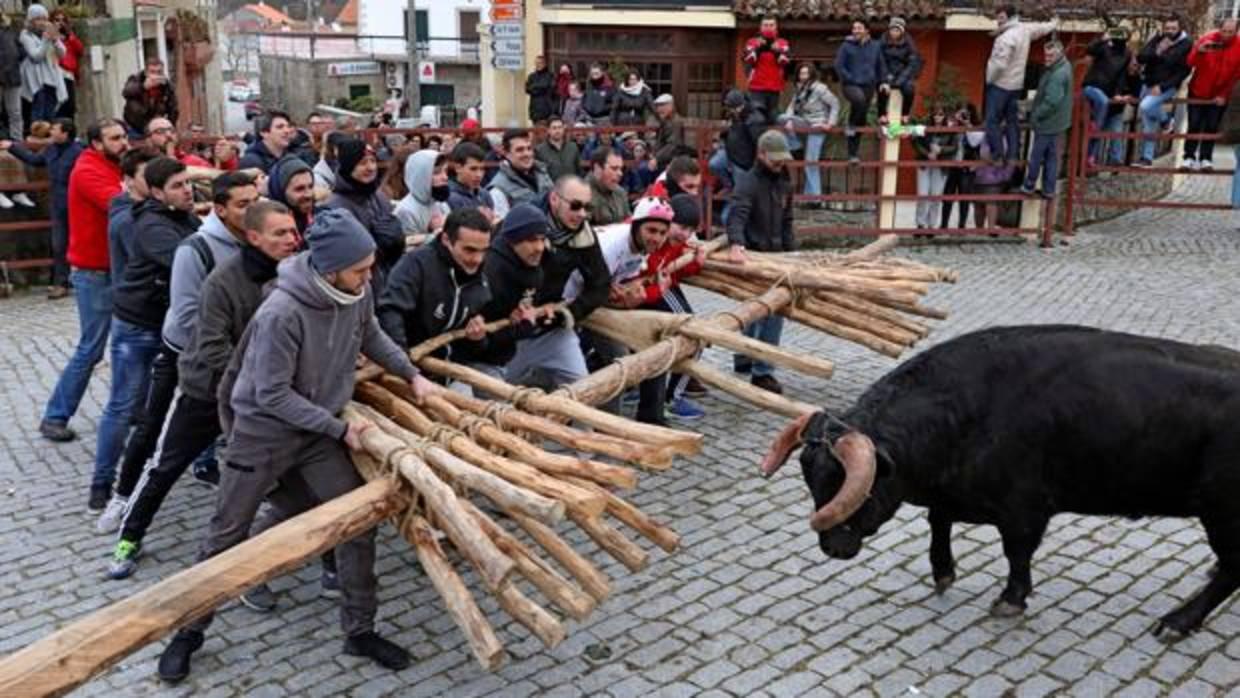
244,101,263,120
228,83,249,102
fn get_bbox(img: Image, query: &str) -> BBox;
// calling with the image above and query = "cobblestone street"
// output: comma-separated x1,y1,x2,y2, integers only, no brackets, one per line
2,173,1239,697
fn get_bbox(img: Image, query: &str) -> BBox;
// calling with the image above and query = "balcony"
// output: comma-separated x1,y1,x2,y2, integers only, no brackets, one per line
542,0,731,6
414,40,480,64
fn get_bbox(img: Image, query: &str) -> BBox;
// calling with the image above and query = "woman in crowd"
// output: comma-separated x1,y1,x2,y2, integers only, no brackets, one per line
779,62,840,209
612,70,654,127
912,105,957,232
940,103,983,228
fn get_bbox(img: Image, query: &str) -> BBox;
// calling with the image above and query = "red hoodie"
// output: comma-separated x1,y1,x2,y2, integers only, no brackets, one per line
67,148,123,271
59,32,84,77
1187,31,1240,100
640,240,703,304
743,34,791,93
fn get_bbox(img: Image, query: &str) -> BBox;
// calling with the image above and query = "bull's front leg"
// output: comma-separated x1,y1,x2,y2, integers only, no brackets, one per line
991,517,1049,618
928,509,955,594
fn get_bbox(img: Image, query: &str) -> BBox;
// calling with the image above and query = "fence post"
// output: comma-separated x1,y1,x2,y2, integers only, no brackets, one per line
1063,85,1084,236
877,91,903,231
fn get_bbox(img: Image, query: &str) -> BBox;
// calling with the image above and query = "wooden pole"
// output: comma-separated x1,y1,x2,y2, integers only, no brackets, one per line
564,477,681,554
673,322,835,378
676,360,819,419
569,511,650,572
509,512,611,604
0,480,402,698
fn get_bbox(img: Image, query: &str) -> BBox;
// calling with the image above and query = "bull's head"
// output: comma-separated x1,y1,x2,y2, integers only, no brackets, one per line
761,411,897,559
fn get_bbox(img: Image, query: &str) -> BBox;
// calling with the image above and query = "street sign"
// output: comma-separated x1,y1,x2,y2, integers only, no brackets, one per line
491,0,522,7
492,54,524,71
491,21,523,39
491,39,524,55
489,6,522,21
418,61,436,84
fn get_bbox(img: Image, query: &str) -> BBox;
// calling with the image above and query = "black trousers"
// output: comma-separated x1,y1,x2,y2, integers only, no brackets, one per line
748,90,780,125
636,286,694,424
120,393,221,543
842,85,875,158
876,85,915,118
940,170,974,228
1184,103,1225,161
115,347,180,498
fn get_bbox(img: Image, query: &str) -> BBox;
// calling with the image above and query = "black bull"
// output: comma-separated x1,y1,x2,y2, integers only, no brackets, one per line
762,325,1240,639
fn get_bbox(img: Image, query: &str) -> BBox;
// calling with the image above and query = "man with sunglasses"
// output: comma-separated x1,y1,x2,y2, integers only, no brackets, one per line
144,117,210,167
504,175,609,388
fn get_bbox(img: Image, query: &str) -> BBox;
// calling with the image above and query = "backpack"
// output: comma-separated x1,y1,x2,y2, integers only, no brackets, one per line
186,235,216,276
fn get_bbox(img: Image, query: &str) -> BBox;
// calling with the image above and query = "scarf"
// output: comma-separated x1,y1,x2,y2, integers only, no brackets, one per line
619,81,648,98
240,244,279,283
313,271,365,306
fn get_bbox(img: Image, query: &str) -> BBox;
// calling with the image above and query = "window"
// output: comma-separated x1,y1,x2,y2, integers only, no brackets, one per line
349,84,371,100
420,84,455,107
413,9,429,42
459,11,480,41
686,62,724,120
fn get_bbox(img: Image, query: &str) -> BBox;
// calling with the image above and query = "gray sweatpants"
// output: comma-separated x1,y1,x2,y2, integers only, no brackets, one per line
187,430,377,637
505,328,588,389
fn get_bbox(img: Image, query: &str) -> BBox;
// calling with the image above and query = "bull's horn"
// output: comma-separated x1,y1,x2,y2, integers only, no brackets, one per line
809,432,876,532
760,411,816,478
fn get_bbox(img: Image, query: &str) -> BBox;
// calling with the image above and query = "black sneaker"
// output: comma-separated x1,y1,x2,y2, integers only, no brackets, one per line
240,583,277,612
158,629,204,683
88,485,110,512
39,420,76,442
192,466,219,489
751,374,784,395
343,631,411,670
733,362,752,375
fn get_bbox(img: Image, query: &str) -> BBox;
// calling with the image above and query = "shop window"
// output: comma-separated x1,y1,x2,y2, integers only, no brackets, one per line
687,62,724,120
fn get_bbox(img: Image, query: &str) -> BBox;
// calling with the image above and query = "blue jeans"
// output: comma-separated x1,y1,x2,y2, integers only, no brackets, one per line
1232,145,1240,209
802,132,826,198
1082,86,1109,161
984,84,1021,162
43,269,112,425
92,318,162,490
1101,112,1127,165
1024,133,1061,195
734,315,785,378
31,85,58,122
1137,86,1176,161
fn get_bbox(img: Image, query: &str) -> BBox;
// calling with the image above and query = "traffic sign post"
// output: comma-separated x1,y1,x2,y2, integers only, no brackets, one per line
488,2,525,73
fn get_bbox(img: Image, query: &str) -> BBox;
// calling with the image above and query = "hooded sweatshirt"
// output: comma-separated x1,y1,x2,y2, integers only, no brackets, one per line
394,149,450,236
267,155,316,238
162,211,245,352
223,251,416,449
1187,30,1240,101
112,198,202,331
986,17,1058,91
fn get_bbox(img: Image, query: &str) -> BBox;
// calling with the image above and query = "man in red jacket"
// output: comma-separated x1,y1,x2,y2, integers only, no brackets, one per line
39,118,129,445
1184,18,1240,170
742,16,791,124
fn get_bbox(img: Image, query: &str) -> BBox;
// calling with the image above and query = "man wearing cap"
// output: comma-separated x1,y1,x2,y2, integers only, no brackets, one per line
534,115,581,182
653,93,686,161
156,207,433,683
727,130,794,395
477,204,551,375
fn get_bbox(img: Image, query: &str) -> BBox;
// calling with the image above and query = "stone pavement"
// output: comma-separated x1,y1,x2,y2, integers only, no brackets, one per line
2,172,1239,697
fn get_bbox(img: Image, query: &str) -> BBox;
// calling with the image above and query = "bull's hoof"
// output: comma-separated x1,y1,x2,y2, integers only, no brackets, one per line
1152,614,1195,643
933,573,956,595
989,598,1026,618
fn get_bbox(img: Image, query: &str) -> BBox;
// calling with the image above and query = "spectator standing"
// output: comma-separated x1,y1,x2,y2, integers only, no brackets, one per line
583,64,615,125
1221,79,1240,210
726,131,794,394
742,16,791,120
1082,28,1133,165
779,63,840,207
19,4,67,124
878,17,923,122
622,140,659,196
1021,41,1073,197
49,9,82,120
210,138,239,170
38,119,128,448
325,139,406,293
913,105,958,231
525,55,556,125
646,155,702,200
588,146,631,226
653,94,686,162
238,110,294,173
1134,15,1192,167
1183,18,1240,170
719,89,769,175
561,81,586,126
535,116,581,182
107,149,156,302
121,55,177,136
1,116,82,297
835,20,886,162
145,117,211,167
555,63,575,109
612,70,654,127
313,131,346,191
941,104,983,228
394,149,451,236
0,13,23,140
984,6,1057,163
488,128,554,220
447,141,496,218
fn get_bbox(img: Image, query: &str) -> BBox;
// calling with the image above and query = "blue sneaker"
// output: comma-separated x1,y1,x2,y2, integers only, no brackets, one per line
667,397,705,421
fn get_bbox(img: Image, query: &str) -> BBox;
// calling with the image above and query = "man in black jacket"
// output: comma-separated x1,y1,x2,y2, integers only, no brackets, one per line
477,204,548,373
525,55,556,125
90,157,199,510
505,176,608,388
377,208,493,362
1135,16,1193,166
238,110,295,173
1082,28,1133,164
727,131,793,395
107,200,300,580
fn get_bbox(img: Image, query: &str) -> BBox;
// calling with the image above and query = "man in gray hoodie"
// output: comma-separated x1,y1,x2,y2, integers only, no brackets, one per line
393,148,450,236
157,208,433,683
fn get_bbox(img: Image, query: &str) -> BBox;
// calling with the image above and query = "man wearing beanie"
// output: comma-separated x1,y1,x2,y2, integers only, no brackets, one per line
476,203,551,375
325,138,405,293
267,155,318,240
378,207,493,357
157,207,433,683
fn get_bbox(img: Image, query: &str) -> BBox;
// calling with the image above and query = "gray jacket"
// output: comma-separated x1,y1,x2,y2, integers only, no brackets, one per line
0,27,22,89
986,18,1057,91
393,149,449,235
162,211,244,352
18,28,66,103
488,160,553,220
783,79,841,127
223,252,416,451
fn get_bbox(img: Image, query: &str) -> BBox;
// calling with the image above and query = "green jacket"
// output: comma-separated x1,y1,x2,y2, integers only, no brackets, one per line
1031,56,1073,135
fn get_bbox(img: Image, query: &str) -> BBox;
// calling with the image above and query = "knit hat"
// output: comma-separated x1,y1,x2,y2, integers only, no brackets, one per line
267,155,312,202
889,17,906,32
723,89,746,109
27,4,48,21
336,137,371,178
461,118,481,132
669,194,700,229
500,203,550,243
306,208,376,274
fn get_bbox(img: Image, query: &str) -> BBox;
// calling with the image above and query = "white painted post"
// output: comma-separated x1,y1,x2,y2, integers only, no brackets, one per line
878,90,902,230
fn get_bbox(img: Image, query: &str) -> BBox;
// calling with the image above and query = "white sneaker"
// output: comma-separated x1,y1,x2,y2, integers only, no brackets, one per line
1199,160,1213,171
1183,157,1198,171
10,192,35,207
0,193,13,209
96,495,128,534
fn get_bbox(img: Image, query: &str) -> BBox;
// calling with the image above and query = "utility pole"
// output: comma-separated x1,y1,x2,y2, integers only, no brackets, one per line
407,0,421,116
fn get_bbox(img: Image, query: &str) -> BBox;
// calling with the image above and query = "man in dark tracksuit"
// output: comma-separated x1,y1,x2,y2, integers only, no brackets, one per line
476,204,550,374
158,207,433,682
727,130,794,395
377,207,493,363
107,200,299,580
2,117,81,296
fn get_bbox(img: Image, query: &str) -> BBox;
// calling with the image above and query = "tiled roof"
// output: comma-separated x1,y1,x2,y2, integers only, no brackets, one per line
336,0,359,25
733,0,946,20
240,2,292,25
